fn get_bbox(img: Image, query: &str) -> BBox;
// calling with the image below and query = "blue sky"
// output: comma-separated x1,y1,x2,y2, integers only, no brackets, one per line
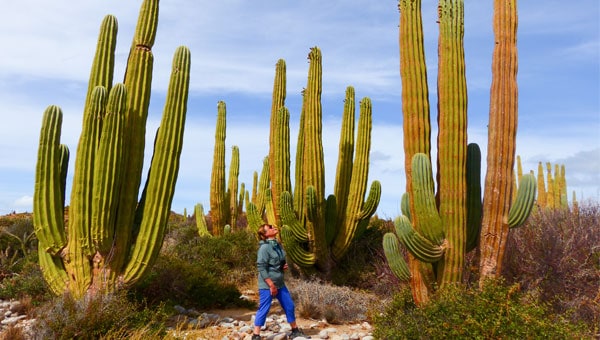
0,1,598,218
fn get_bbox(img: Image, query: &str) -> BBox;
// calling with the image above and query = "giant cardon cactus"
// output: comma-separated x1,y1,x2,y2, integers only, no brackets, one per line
383,0,535,304
267,48,381,276
33,0,190,298
209,101,242,235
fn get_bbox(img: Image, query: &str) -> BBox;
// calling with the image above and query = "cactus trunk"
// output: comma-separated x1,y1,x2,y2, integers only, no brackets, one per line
479,0,519,281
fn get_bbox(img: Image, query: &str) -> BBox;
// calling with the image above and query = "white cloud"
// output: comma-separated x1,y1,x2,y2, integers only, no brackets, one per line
0,1,598,216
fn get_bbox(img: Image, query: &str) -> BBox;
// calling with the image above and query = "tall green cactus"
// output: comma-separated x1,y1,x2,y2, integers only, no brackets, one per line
209,101,243,235
271,48,381,276
210,101,228,235
268,60,290,228
383,0,535,303
33,0,190,298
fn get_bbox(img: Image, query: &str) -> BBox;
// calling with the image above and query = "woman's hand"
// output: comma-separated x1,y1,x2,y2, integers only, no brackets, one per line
270,285,278,296
283,263,289,270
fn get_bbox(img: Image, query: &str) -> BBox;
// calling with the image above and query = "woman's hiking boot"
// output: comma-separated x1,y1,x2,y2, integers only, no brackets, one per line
251,334,261,340
289,327,310,339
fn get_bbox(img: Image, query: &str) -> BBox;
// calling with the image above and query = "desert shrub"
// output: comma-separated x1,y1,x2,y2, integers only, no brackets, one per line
0,216,37,278
0,258,51,304
32,291,168,339
132,225,257,309
289,278,383,323
502,202,600,326
373,279,592,339
132,253,254,310
332,217,401,296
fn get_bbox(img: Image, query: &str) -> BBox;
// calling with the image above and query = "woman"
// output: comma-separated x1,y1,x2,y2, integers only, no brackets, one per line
252,224,308,340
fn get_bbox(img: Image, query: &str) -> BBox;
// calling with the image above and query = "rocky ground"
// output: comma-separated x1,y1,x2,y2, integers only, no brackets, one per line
0,294,376,340
167,304,375,340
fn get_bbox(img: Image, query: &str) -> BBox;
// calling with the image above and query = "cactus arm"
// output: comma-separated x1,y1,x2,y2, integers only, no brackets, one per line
466,143,482,252
508,174,536,228
382,233,411,281
37,242,68,295
195,203,211,237
33,105,67,255
400,193,411,220
324,195,338,245
255,157,271,216
293,93,306,215
268,60,289,226
302,47,325,205
65,85,112,296
245,202,264,235
394,216,444,264
112,0,159,273
251,171,258,204
264,189,277,226
359,182,381,220
228,146,240,227
279,192,309,243
210,101,227,235
85,15,117,106
333,86,356,227
280,226,316,268
411,154,444,245
331,97,376,260
58,144,69,208
238,182,246,218
92,84,126,255
123,45,190,285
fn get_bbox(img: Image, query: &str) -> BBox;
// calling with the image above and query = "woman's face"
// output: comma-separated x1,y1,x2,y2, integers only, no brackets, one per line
263,224,279,238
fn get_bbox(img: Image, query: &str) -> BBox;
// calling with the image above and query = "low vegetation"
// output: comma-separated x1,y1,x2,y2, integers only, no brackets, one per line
0,203,597,338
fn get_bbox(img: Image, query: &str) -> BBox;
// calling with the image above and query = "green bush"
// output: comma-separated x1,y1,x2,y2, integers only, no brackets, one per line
132,225,257,309
373,279,592,339
0,257,52,304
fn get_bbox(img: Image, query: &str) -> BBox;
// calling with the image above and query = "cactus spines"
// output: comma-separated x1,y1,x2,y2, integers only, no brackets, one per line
33,0,190,297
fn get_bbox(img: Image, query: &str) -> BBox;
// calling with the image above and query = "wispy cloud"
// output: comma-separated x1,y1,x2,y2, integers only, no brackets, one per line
0,1,598,216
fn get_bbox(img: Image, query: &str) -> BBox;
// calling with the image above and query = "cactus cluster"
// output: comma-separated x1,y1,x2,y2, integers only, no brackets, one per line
253,48,381,276
536,161,571,210
33,0,190,297
383,0,536,304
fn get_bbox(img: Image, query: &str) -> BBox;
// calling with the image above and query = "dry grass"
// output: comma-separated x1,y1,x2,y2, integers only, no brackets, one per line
288,277,384,324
